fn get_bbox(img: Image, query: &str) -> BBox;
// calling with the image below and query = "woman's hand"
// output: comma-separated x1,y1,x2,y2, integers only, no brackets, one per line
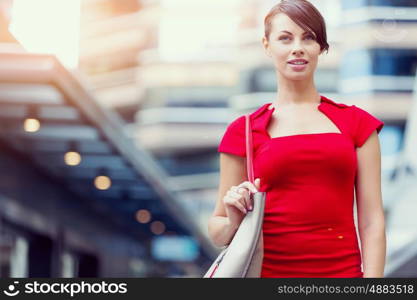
223,178,261,227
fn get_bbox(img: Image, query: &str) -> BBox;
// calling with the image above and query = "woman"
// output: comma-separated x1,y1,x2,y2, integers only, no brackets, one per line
207,0,386,278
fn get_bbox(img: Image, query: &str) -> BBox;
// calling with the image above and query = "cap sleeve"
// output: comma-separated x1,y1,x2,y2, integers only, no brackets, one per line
352,105,384,148
217,115,246,157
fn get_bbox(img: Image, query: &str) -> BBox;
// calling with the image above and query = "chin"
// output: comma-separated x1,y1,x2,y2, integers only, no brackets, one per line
284,73,309,81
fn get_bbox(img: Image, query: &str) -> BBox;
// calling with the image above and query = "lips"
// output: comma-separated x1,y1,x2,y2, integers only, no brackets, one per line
287,59,308,65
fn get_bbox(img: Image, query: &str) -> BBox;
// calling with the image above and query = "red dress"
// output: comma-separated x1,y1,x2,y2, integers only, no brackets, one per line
217,95,384,278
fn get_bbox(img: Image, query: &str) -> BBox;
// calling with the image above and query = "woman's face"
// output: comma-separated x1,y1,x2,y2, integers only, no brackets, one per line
262,13,323,81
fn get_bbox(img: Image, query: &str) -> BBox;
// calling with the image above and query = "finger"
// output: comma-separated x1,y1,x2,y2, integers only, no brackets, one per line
236,183,255,210
227,189,241,198
224,195,247,214
254,178,261,191
236,187,251,211
238,181,258,193
247,192,254,211
231,186,244,195
228,190,247,205
228,191,249,211
233,199,247,214
238,182,256,210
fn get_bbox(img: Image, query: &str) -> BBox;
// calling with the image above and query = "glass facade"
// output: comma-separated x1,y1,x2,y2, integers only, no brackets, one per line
341,48,417,79
342,0,417,10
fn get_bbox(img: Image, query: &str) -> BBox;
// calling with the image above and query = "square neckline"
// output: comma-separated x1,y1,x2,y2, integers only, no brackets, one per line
265,96,344,140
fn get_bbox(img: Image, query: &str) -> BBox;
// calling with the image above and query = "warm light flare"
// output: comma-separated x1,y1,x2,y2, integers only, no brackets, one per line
135,209,152,224
9,0,81,68
150,221,166,235
23,118,40,132
94,175,111,190
64,151,81,166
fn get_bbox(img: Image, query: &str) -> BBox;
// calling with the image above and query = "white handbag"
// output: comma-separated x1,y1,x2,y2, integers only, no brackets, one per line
204,113,266,278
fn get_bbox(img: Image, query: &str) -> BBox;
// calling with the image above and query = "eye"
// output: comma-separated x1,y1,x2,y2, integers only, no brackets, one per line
305,34,315,40
279,35,290,41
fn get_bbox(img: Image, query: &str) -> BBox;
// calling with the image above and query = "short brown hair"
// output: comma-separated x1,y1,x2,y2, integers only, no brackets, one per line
264,0,329,54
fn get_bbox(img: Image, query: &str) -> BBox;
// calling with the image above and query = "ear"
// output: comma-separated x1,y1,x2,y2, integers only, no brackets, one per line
262,36,272,57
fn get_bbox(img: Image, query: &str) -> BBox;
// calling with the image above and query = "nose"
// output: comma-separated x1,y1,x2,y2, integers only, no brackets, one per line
291,39,305,55
292,44,304,55
292,49,304,56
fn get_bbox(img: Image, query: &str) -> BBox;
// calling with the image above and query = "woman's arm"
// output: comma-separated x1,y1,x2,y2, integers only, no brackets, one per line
208,153,248,247
355,130,386,277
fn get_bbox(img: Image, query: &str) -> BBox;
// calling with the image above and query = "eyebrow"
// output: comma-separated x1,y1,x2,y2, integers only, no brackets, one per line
279,30,311,35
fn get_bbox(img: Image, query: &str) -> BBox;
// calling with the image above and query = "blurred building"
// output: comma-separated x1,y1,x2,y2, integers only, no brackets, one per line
340,0,417,278
79,0,157,121
0,0,216,278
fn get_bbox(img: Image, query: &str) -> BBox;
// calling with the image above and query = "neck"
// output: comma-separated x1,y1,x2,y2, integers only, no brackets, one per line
274,76,321,107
